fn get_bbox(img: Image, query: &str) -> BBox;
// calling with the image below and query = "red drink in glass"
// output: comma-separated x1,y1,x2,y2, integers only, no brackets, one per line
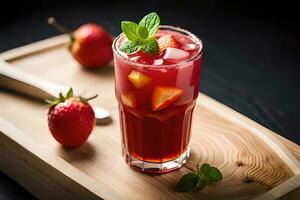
113,26,203,173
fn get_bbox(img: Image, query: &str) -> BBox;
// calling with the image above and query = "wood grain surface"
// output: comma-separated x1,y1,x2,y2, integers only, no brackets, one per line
0,35,300,200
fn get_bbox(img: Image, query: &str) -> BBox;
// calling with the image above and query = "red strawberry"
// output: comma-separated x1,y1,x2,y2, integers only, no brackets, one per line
47,88,96,147
151,86,183,111
71,23,113,68
48,17,113,68
157,34,179,53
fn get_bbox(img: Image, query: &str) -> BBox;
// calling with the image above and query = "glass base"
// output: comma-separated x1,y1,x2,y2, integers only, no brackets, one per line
123,148,190,174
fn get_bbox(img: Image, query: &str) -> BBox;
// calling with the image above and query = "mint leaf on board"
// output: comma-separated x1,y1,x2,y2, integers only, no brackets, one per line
177,163,223,192
119,41,140,54
140,38,159,55
177,173,198,192
206,167,223,182
120,12,160,55
139,12,160,37
200,163,211,174
121,21,140,42
196,175,206,190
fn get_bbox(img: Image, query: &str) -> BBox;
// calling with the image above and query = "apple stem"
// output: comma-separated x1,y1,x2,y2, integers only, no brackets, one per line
48,17,73,39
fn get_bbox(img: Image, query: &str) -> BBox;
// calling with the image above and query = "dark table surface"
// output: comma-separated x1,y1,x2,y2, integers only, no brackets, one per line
0,0,299,199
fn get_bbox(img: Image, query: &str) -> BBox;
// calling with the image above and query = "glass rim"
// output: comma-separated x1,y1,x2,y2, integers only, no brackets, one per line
112,25,203,68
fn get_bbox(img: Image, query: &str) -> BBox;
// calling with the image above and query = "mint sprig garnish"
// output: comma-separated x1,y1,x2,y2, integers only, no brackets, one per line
177,163,223,192
121,21,140,42
120,12,160,55
119,41,140,54
139,12,160,37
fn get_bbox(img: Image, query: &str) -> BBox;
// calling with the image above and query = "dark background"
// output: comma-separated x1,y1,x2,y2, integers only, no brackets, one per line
0,0,299,199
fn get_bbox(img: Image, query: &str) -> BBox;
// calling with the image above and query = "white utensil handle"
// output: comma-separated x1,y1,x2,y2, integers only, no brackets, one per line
0,60,111,124
0,60,68,100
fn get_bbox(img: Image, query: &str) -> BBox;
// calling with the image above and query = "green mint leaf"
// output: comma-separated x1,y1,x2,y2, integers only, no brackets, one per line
121,21,140,42
66,87,73,99
196,175,206,190
140,38,159,55
177,163,223,193
177,173,198,192
45,99,59,108
119,41,140,54
206,167,223,182
137,26,148,39
139,12,160,37
200,163,211,175
120,13,160,55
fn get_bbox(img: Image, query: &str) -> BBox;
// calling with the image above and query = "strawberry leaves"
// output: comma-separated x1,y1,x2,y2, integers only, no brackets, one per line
66,87,73,99
45,87,97,108
120,12,160,55
177,163,223,192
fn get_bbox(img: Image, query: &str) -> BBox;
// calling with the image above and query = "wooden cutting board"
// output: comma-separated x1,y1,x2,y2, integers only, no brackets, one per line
0,35,300,200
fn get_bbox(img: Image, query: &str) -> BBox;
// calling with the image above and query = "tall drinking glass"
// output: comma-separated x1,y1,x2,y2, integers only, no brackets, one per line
113,26,203,173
